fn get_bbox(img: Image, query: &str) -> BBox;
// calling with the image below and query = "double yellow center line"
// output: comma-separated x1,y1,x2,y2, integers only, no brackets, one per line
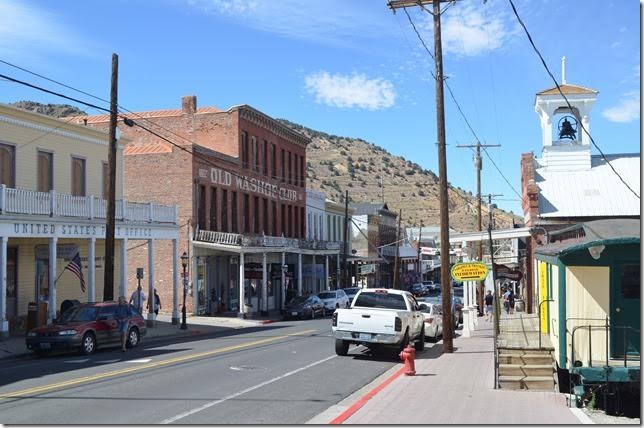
0,329,317,400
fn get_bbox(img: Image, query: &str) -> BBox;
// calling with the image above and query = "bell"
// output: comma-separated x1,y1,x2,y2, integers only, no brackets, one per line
558,117,577,140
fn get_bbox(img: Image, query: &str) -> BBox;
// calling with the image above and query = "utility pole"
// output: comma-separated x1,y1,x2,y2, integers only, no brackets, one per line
456,142,500,314
342,190,349,288
486,194,502,340
416,227,423,281
388,0,455,353
103,53,118,302
392,209,402,289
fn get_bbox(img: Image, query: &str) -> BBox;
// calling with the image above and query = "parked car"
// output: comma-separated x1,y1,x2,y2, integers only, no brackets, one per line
317,289,350,313
410,283,428,297
418,302,444,342
26,302,147,356
422,281,440,294
341,287,361,304
332,288,425,356
452,296,463,325
283,295,325,320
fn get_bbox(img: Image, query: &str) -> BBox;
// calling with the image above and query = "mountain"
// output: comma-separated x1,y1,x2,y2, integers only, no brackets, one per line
9,101,520,232
8,101,87,118
279,119,521,233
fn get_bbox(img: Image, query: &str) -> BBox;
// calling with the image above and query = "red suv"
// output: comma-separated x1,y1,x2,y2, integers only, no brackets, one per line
26,302,147,356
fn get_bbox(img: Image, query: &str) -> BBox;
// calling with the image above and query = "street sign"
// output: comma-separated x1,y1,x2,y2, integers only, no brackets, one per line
451,262,489,282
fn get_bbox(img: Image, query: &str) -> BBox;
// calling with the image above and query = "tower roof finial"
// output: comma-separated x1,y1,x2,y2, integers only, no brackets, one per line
562,56,567,84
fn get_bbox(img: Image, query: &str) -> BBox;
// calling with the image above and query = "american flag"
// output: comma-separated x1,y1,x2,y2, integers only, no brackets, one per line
65,252,86,292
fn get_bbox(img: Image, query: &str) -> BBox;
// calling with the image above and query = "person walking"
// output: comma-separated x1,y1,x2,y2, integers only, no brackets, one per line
484,290,494,322
130,285,146,314
148,288,161,318
503,287,511,315
508,288,515,315
115,296,130,352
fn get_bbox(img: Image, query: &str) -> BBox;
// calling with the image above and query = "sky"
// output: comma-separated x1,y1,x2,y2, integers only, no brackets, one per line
0,0,640,217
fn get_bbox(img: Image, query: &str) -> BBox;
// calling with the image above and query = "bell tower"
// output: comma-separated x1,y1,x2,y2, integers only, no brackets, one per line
534,57,598,171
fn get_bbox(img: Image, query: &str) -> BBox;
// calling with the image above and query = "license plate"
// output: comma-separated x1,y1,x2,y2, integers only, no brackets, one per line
291,312,298,316
359,333,371,341
39,342,51,350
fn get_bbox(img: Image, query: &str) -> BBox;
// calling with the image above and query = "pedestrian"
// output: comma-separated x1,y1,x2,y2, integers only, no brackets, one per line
148,288,161,318
115,296,130,352
503,287,511,314
129,285,146,314
508,288,515,315
484,290,494,321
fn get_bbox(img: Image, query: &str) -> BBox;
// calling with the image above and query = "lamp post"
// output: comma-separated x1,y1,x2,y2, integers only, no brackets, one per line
180,252,188,330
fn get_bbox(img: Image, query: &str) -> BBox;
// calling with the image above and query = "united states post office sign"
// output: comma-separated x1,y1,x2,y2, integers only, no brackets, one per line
451,262,489,282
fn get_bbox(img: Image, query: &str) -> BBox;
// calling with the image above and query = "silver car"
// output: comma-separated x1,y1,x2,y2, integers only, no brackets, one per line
317,289,350,313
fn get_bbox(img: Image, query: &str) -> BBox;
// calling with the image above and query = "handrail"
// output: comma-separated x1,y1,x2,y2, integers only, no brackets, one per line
538,298,555,349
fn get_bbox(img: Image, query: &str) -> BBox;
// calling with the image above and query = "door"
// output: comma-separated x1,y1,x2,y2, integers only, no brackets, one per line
97,305,117,343
611,263,640,358
6,248,17,319
196,258,208,315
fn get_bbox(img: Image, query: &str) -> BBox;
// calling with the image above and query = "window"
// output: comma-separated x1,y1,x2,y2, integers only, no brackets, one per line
198,185,206,230
262,140,268,176
308,213,312,239
221,189,228,232
241,132,248,168
244,194,250,233
281,149,285,181
263,198,269,234
251,136,258,172
254,196,260,233
327,216,331,241
333,217,337,241
0,144,15,188
287,152,292,184
294,154,299,187
270,144,276,178
209,187,217,231
271,200,276,236
101,161,109,199
71,157,86,196
231,191,238,233
300,156,305,187
280,203,286,236
37,151,53,193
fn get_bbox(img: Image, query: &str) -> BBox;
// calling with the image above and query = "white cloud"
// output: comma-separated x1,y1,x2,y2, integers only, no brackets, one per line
0,0,95,60
619,27,627,32
304,72,396,110
610,41,622,49
602,92,640,123
419,1,520,58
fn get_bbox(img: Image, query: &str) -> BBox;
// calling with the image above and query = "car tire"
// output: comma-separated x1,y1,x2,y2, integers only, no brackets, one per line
80,332,96,355
415,326,425,351
127,327,140,348
335,339,349,356
311,308,315,319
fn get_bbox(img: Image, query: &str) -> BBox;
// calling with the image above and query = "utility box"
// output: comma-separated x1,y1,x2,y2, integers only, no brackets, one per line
26,301,48,333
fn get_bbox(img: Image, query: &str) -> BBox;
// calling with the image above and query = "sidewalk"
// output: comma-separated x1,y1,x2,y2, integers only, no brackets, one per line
0,312,281,361
310,318,582,425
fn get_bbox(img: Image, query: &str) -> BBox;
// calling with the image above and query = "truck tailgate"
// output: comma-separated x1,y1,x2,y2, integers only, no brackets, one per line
336,309,397,335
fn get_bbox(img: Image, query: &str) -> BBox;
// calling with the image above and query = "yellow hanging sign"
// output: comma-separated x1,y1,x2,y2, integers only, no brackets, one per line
539,261,549,333
451,262,489,282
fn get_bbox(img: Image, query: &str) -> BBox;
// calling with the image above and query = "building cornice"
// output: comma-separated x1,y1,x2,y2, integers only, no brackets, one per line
233,105,310,148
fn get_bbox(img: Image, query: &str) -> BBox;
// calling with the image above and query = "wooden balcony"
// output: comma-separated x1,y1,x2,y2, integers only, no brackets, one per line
0,185,177,224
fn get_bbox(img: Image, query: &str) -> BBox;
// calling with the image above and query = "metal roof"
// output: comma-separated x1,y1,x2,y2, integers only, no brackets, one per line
536,154,640,218
449,227,532,243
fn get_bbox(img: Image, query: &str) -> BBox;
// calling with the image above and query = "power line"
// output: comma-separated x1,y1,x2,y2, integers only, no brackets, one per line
507,0,639,200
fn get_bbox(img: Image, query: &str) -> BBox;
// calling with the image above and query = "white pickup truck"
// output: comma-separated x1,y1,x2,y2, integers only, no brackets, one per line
331,288,425,356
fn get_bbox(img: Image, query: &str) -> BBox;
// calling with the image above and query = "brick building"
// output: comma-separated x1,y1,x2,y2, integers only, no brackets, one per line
78,96,339,317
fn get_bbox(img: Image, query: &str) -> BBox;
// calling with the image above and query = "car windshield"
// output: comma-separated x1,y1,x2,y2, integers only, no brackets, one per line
344,288,359,296
58,306,99,323
353,292,407,310
317,292,335,299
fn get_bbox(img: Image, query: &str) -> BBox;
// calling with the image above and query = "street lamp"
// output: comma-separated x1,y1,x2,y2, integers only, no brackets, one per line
180,252,189,330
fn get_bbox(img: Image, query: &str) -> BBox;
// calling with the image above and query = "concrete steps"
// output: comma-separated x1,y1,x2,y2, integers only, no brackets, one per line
497,348,556,391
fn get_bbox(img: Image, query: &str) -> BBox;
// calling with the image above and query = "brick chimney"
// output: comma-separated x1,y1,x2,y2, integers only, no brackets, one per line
181,95,197,115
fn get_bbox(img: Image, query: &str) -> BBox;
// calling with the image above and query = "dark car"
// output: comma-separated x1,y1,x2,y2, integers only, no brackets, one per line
410,283,427,297
341,287,361,304
283,295,325,320
26,302,147,356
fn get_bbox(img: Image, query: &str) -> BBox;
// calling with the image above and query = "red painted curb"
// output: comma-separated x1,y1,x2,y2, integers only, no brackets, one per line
329,366,405,424
260,320,275,324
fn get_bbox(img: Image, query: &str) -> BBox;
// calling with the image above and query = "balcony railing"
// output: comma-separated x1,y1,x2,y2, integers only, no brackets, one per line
194,229,341,251
196,230,241,245
0,185,177,224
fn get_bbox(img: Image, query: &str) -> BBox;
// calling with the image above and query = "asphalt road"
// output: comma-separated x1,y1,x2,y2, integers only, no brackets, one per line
0,317,427,425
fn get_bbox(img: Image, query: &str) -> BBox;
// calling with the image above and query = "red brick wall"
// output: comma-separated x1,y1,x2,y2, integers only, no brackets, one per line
520,152,539,226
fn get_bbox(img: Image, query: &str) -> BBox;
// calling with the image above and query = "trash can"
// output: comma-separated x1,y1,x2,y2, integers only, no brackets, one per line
26,301,48,332
515,299,525,312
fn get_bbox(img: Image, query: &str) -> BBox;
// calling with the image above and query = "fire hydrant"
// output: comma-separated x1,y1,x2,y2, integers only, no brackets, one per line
399,343,416,376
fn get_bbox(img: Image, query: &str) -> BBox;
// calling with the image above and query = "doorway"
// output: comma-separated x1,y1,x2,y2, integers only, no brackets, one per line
611,262,640,358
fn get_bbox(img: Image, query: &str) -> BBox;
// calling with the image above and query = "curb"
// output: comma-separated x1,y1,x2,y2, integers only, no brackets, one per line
569,408,595,424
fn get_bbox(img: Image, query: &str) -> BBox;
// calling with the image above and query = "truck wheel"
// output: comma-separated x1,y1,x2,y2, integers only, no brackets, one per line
398,330,410,354
335,339,349,356
415,326,425,351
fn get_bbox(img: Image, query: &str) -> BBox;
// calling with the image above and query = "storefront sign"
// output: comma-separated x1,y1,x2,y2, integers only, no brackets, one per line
2,221,177,240
451,262,489,282
200,167,300,202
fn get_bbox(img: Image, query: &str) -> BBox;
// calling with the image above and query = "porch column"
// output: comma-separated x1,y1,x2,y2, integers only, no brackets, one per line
325,255,329,291
0,237,7,339
471,280,478,326
336,253,341,289
281,252,286,309
461,280,472,338
146,239,155,327
238,252,245,318
297,253,302,297
88,238,96,302
172,239,179,325
261,252,268,316
119,238,128,298
312,254,316,293
48,237,58,323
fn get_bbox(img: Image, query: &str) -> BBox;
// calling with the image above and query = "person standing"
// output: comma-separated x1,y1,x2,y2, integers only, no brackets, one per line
148,288,161,318
130,285,146,314
508,288,515,315
484,290,494,321
115,296,130,352
503,287,511,315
